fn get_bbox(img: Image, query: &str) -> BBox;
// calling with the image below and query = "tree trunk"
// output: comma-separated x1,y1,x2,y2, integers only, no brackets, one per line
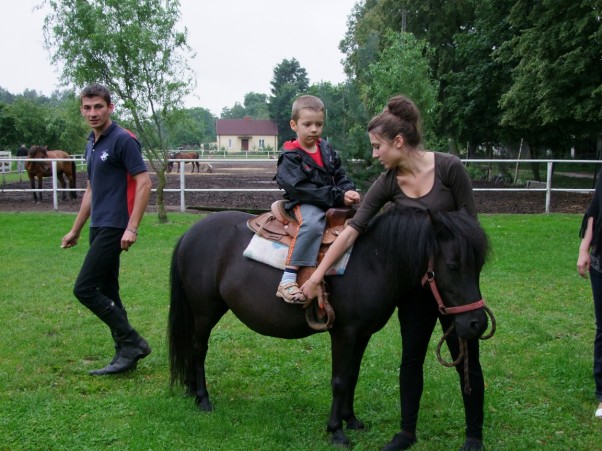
155,169,168,224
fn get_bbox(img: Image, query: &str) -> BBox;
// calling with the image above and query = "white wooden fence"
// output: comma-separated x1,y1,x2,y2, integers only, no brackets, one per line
0,156,598,213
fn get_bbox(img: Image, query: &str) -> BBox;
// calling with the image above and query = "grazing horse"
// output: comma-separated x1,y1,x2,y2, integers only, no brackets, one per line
167,151,200,173
168,207,491,447
25,146,77,202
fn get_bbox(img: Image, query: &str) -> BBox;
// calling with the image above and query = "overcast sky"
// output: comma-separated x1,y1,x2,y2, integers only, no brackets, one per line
0,0,359,116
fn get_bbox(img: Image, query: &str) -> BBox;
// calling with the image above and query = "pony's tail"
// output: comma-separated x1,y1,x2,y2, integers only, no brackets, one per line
168,235,196,392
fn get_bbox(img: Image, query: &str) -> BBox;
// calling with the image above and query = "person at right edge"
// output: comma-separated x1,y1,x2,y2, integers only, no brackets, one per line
301,94,485,451
577,173,602,419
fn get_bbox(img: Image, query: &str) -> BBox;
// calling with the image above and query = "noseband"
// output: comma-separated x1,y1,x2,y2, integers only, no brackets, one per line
421,269,484,315
421,265,496,395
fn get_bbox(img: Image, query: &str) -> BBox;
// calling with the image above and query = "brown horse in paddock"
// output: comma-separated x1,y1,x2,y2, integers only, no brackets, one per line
26,146,77,202
167,151,200,174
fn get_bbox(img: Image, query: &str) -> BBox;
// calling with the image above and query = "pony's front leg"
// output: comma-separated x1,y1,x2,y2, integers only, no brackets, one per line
36,176,43,202
327,330,370,446
57,174,67,201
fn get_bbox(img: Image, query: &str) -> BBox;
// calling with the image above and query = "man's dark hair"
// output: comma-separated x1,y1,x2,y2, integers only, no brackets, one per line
80,84,112,105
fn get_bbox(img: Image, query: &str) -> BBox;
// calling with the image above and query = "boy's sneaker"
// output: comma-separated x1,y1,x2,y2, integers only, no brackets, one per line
276,281,307,304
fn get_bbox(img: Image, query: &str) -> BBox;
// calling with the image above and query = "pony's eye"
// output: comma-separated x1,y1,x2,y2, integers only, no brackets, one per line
447,262,461,271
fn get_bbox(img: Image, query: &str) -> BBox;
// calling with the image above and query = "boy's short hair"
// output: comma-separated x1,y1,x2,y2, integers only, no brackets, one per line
80,84,112,105
291,95,325,121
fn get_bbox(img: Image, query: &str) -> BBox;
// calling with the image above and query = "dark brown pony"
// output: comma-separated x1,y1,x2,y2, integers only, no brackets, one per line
26,146,77,202
167,151,200,173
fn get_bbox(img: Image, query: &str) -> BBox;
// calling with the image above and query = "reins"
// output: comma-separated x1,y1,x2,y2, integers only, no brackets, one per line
422,266,496,395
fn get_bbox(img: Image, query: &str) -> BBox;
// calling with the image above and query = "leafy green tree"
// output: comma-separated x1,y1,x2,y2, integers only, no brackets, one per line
243,92,269,119
268,58,309,146
220,92,269,120
443,0,516,158
362,31,440,148
6,97,50,147
0,87,16,104
45,92,90,153
43,0,196,223
220,102,247,119
499,0,602,154
0,102,19,149
169,107,216,148
321,81,373,190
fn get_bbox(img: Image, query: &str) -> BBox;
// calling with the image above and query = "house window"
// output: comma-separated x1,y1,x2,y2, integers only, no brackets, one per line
258,139,265,148
228,139,232,149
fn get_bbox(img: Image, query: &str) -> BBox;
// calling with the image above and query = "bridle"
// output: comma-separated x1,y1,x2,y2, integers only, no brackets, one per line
421,269,485,315
421,265,496,395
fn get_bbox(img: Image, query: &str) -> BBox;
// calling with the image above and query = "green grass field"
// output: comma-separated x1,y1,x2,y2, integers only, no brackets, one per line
0,212,599,450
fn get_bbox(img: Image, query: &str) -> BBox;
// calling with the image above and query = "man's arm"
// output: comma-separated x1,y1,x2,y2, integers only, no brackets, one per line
61,181,92,248
121,171,152,250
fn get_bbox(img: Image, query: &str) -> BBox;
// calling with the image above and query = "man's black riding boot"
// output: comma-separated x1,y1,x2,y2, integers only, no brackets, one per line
109,308,128,365
89,304,151,376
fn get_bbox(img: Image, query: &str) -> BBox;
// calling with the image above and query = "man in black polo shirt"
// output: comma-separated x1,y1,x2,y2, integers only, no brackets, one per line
61,84,152,376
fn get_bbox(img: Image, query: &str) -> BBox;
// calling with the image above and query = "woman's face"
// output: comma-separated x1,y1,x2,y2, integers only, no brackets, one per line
369,132,404,169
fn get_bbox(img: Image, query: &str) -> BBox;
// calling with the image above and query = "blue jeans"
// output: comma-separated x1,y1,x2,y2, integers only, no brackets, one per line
589,267,602,401
286,204,326,267
73,227,124,316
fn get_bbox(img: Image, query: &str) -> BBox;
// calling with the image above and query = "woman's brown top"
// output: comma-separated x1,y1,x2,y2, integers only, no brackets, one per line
348,152,476,234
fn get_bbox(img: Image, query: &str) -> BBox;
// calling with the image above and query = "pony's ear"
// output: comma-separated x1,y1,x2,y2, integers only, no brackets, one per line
426,208,441,226
427,209,450,237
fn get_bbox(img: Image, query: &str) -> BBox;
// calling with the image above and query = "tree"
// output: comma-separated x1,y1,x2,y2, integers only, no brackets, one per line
268,58,309,146
43,0,196,223
169,107,216,149
499,0,602,153
443,0,516,157
220,102,247,119
362,31,440,148
243,92,269,119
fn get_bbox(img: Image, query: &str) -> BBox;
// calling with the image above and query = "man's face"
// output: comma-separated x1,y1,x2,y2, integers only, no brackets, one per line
80,96,114,132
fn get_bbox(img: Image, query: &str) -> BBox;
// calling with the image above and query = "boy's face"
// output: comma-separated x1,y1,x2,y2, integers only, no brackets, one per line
80,96,115,133
290,109,324,149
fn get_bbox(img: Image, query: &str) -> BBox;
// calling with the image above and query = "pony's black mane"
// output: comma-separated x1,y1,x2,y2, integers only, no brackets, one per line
367,207,490,298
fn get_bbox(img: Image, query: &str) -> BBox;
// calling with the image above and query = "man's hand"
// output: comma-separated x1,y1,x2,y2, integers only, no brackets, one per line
61,231,80,249
121,228,138,251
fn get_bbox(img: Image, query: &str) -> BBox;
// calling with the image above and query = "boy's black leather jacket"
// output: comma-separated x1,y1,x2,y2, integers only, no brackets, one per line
275,139,356,211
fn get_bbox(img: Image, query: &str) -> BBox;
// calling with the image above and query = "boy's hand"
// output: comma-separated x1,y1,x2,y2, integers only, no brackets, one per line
344,190,361,206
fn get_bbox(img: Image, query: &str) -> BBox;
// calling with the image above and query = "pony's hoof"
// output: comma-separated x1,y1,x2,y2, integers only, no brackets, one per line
195,396,213,411
330,429,350,447
345,416,365,430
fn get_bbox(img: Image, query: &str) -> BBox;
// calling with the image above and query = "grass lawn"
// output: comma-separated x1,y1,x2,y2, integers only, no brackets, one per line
0,212,599,450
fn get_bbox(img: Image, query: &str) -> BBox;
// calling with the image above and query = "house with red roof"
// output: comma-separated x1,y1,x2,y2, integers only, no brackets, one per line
216,117,278,152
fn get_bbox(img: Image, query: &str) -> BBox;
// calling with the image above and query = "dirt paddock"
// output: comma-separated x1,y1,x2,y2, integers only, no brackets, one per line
0,161,592,215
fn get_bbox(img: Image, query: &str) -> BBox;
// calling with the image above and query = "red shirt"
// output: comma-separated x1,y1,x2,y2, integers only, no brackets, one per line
284,139,324,167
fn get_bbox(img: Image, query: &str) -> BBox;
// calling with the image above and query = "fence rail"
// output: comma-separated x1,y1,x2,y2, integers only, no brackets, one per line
1,157,599,213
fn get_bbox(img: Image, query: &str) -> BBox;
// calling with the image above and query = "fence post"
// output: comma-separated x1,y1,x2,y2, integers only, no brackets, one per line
180,165,186,212
52,160,59,210
545,161,553,213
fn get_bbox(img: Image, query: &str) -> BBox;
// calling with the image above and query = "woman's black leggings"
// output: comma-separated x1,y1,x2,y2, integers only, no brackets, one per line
397,287,484,440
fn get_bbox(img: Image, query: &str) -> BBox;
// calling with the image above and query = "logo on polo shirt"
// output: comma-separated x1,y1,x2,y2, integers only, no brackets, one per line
100,151,109,161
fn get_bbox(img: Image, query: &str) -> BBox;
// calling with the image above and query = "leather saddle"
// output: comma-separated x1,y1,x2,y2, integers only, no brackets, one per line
247,200,355,248
247,201,356,332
